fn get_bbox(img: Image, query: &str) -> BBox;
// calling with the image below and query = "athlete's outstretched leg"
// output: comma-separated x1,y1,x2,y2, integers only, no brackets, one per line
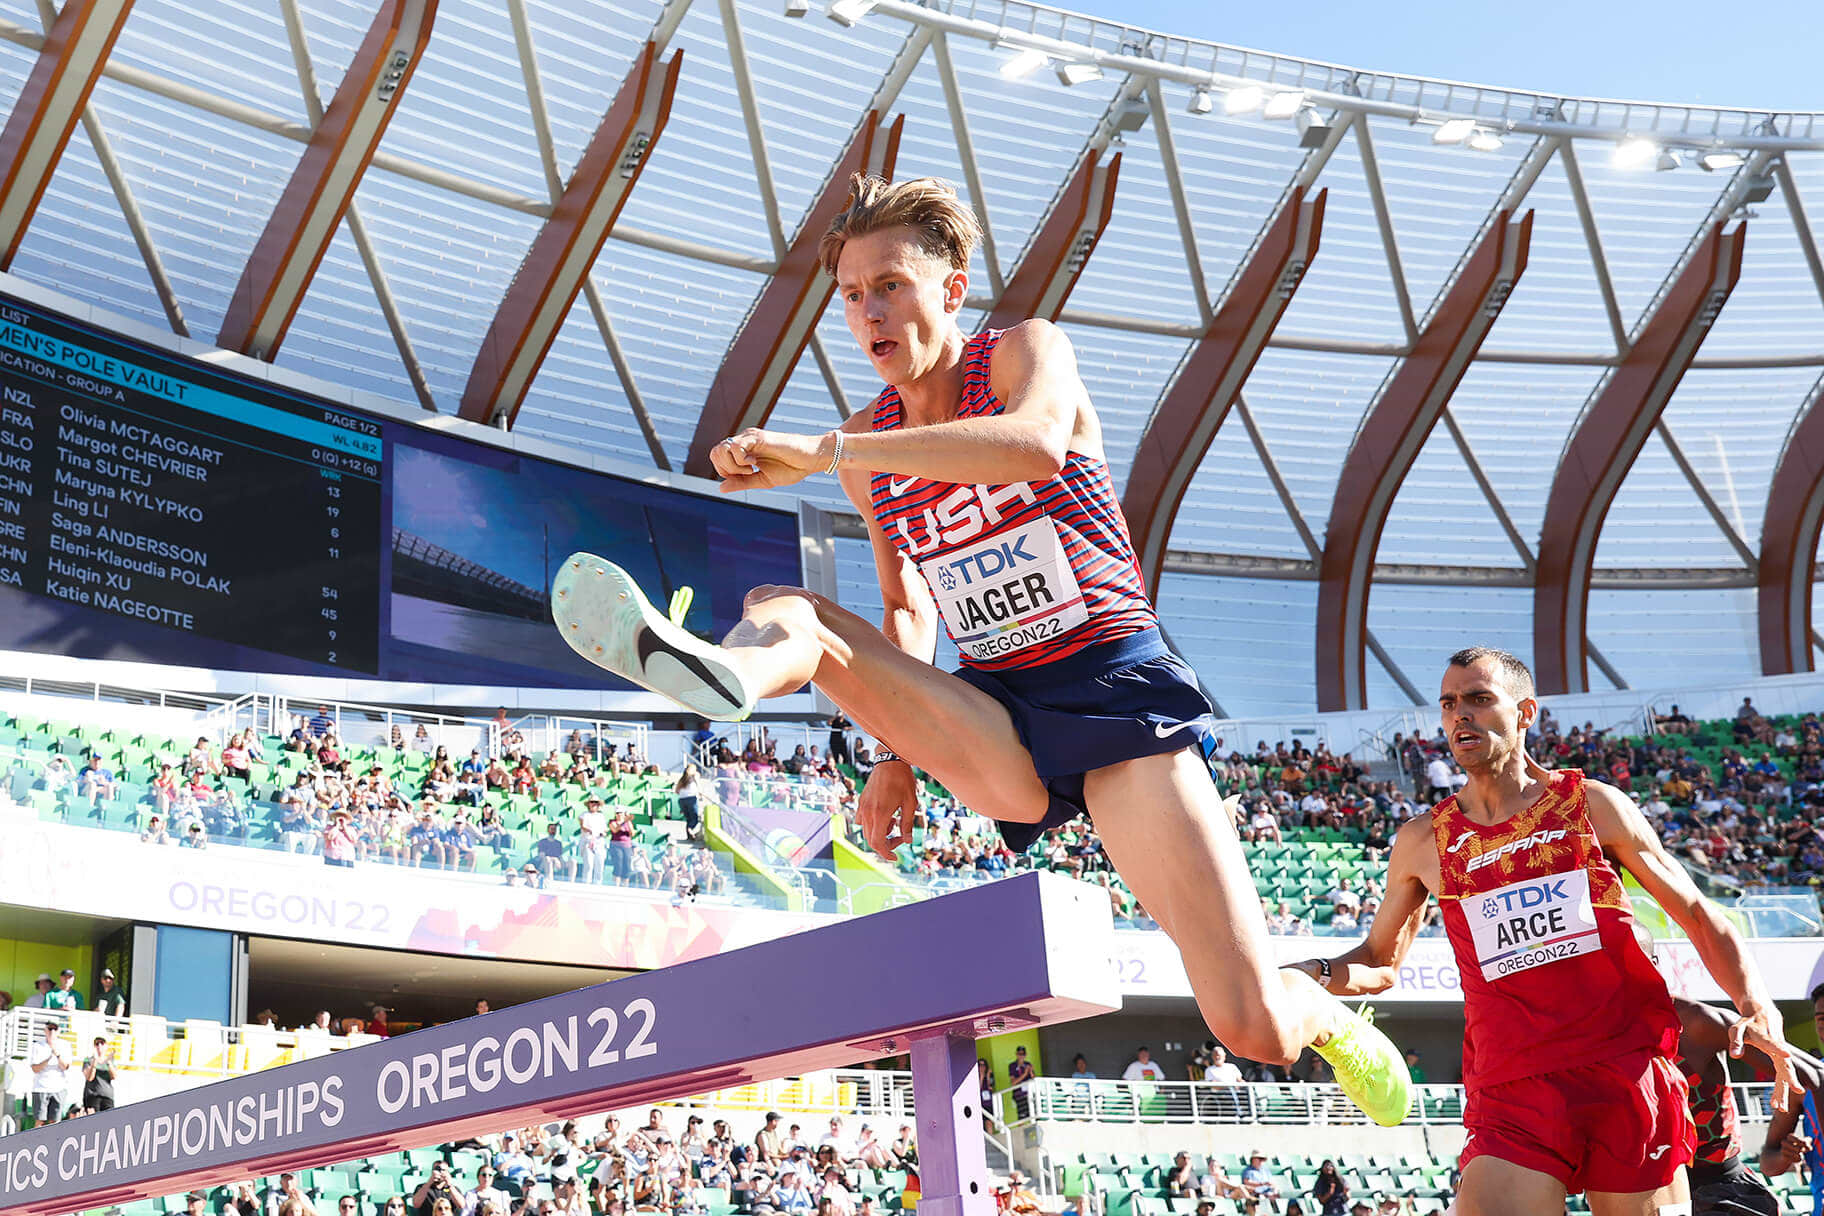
553,557,1048,822
1086,749,1411,1124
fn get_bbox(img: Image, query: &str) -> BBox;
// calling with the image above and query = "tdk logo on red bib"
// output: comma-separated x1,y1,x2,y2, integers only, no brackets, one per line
1479,877,1571,919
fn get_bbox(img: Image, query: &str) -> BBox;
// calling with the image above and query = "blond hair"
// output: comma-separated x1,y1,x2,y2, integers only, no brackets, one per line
819,174,981,277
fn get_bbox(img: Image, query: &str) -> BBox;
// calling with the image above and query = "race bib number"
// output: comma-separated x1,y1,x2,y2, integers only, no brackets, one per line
1464,868,1600,982
922,516,1089,661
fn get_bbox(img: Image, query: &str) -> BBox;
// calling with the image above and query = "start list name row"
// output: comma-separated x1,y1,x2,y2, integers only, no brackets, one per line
53,404,222,468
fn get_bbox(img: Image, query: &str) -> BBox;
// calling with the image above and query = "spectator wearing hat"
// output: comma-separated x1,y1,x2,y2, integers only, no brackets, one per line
1240,1154,1279,1199
578,796,609,885
520,862,544,889
46,968,83,1011
365,1005,391,1037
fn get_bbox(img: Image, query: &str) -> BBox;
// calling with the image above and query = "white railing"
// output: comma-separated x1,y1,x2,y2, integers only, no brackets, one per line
4,1007,379,1083
996,1076,1784,1128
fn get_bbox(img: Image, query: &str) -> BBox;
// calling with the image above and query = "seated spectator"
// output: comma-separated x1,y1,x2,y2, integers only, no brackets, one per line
445,813,479,872
181,822,209,850
140,814,172,845
1164,1153,1198,1199
1200,1163,1251,1202
409,806,447,868
1239,1153,1279,1199
79,754,117,806
221,735,252,780
40,753,74,796
1247,803,1281,844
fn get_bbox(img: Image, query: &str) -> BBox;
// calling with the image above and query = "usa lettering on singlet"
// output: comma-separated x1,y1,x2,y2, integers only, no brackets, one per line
866,328,1155,671
1431,769,1679,1089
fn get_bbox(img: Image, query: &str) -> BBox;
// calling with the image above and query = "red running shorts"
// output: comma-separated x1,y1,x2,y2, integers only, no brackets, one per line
1460,1049,1696,1195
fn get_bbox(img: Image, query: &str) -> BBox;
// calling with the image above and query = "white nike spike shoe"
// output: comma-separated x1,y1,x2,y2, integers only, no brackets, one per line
551,553,756,721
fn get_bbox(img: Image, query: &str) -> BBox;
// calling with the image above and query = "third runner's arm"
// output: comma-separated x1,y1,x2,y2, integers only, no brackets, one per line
1584,780,1800,1111
839,459,936,859
1293,814,1437,995
712,321,1092,492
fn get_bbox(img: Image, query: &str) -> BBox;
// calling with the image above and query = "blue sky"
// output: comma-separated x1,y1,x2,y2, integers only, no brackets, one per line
1058,0,1821,114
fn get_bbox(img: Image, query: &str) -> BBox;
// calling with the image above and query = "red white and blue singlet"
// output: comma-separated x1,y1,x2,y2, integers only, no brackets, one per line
866,328,1155,672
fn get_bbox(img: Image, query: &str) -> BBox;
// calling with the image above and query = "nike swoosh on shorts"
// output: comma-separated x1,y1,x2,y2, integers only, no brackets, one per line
1153,721,1188,739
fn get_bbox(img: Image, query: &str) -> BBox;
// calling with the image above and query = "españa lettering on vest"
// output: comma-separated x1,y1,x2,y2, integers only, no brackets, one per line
922,516,1089,660
1463,868,1600,982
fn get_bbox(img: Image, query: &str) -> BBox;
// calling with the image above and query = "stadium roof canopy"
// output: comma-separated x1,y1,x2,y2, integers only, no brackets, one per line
3,0,1823,717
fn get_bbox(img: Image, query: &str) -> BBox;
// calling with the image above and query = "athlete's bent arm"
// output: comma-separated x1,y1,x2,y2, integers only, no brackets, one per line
711,321,1089,492
1584,780,1800,1109
1294,815,1436,996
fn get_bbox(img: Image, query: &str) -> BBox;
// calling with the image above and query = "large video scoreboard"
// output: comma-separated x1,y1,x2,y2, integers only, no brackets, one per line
0,291,800,687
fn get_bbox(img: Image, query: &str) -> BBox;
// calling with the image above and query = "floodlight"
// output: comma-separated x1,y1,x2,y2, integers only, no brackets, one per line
1612,137,1658,169
1431,118,1476,145
1699,150,1744,172
826,0,878,26
783,0,810,15
1655,150,1682,171
999,48,1048,80
1262,90,1306,120
1187,87,1214,115
1466,129,1503,153
1222,84,1265,115
1054,61,1102,87
1295,107,1333,148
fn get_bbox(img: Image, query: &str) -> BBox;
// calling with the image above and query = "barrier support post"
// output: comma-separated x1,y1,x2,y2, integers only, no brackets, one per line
910,1032,995,1216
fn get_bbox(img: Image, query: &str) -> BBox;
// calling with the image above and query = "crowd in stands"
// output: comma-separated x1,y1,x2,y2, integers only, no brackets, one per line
12,708,739,905
138,1110,922,1216
13,690,1822,936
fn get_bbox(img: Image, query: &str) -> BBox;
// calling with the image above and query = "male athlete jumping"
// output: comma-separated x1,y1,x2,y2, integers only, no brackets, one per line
1294,647,1798,1216
551,174,1409,1124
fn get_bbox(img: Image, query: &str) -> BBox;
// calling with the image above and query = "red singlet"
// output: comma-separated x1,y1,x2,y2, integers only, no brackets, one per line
1431,768,1679,1091
866,329,1155,671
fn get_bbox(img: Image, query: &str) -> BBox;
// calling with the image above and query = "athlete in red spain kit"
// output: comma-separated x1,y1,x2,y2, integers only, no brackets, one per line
1295,648,1798,1216
551,174,1410,1124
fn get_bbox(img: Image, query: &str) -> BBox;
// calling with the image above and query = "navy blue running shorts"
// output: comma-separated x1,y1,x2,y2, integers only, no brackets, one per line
951,628,1218,852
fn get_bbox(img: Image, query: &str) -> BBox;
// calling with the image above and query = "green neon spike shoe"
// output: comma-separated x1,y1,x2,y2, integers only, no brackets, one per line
1313,1004,1412,1127
551,553,755,721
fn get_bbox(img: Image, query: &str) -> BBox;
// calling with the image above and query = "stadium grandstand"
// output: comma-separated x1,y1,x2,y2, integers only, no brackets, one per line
0,2,1821,1216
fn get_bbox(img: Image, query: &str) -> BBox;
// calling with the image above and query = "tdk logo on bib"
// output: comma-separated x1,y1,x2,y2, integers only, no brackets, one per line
921,516,1089,661
934,535,1038,593
1478,877,1572,919
1464,869,1600,982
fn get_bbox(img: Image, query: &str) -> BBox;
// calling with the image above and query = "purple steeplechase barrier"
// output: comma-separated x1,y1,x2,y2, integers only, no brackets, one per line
0,872,1118,1216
